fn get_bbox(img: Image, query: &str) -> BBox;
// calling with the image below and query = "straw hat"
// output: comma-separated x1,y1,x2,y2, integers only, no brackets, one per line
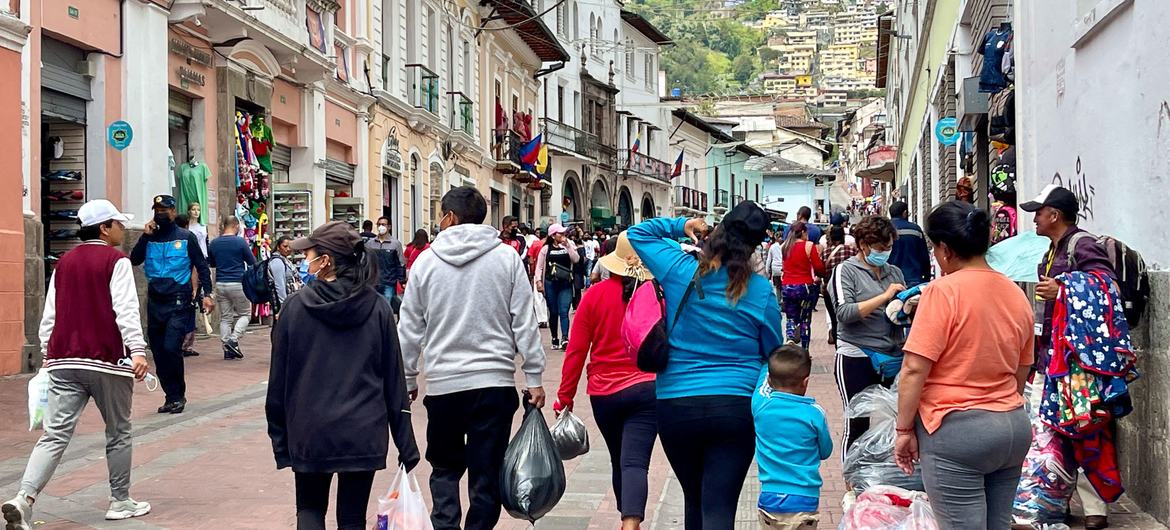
598,232,653,280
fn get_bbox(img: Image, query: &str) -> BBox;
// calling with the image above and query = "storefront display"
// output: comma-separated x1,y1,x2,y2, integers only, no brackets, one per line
273,189,311,260
41,121,87,282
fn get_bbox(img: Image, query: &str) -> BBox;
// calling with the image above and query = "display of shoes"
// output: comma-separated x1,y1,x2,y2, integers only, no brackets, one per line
48,228,78,240
43,170,82,181
49,209,79,220
47,190,85,201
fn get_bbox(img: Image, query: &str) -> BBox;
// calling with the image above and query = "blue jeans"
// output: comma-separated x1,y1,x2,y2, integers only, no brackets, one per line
381,285,401,314
544,280,572,341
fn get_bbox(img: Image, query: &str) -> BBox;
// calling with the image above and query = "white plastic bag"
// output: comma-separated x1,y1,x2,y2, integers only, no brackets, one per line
27,370,50,431
841,486,939,530
549,409,589,460
376,465,433,530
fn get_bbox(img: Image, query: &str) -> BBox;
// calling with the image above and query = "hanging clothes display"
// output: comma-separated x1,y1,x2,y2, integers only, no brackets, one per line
178,160,211,215
978,24,1013,93
232,108,277,319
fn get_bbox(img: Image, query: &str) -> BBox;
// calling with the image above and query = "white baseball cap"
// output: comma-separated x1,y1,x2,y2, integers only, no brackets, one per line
78,199,134,227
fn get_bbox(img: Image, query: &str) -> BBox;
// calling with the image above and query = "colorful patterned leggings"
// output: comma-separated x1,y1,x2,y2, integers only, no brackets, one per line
781,283,820,349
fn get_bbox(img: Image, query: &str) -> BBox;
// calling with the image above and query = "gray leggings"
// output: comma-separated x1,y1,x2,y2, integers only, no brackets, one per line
916,407,1030,530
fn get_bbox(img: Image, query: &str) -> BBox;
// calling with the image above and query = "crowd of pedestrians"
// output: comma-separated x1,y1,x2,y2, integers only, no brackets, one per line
1,183,1144,530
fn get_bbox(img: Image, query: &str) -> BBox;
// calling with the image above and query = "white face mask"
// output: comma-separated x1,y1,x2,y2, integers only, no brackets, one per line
376,225,388,235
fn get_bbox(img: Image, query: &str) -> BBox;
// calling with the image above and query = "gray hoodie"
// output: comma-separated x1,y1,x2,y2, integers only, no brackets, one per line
830,255,906,353
398,223,545,396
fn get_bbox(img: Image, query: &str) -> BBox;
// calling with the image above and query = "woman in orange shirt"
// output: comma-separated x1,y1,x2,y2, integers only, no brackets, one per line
894,201,1033,530
779,221,826,348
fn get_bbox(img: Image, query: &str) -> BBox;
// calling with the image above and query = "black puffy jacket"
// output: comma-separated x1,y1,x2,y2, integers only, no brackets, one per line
266,275,419,473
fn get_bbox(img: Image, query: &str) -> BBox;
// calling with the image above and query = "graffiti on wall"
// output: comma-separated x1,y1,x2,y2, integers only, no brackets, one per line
1052,157,1096,222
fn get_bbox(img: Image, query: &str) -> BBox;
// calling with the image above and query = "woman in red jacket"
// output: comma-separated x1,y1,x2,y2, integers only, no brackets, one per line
780,221,826,349
554,232,656,530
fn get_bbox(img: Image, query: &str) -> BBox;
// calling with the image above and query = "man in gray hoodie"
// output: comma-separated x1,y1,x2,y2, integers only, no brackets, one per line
398,186,545,530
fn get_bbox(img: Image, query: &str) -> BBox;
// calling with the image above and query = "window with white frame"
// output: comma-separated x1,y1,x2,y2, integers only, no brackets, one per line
625,40,634,79
556,3,565,36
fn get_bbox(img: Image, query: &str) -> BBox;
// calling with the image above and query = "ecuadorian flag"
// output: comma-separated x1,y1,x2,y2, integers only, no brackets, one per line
519,133,543,172
671,150,684,178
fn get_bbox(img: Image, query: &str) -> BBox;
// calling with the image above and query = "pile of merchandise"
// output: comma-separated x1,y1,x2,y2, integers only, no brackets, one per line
841,486,938,530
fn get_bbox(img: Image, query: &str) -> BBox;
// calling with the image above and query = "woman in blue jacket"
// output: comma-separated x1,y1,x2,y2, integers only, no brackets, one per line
628,201,784,529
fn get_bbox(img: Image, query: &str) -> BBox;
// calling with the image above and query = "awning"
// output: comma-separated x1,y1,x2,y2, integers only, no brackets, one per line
858,161,895,183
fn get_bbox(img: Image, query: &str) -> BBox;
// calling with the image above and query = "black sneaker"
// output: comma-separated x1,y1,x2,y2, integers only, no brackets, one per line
157,400,185,414
224,341,244,360
182,350,199,357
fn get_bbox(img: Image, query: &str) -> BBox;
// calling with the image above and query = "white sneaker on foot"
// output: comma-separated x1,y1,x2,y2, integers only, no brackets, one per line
2,494,32,530
105,498,151,520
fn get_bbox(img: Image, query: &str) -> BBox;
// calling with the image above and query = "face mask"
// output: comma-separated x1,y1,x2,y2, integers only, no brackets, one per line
376,225,388,236
299,258,320,284
154,212,172,227
865,249,891,267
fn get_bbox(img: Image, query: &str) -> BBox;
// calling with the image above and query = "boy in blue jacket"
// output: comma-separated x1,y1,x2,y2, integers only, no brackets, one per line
753,344,833,529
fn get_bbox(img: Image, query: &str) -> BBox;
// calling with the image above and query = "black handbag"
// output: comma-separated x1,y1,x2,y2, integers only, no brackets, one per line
548,262,573,283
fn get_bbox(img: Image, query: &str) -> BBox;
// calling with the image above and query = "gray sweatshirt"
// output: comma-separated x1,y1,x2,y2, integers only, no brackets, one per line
398,223,545,396
830,256,906,353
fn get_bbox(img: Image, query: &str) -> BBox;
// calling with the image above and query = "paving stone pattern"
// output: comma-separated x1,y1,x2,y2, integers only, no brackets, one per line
0,316,1163,529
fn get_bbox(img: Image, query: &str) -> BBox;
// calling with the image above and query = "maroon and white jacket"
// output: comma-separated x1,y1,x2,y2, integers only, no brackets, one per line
40,241,146,377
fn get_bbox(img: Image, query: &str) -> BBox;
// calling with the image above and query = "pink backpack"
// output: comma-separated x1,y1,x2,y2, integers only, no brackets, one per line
621,269,703,372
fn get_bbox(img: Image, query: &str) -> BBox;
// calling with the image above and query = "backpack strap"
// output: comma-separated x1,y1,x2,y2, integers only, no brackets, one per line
1064,231,1095,271
668,265,705,334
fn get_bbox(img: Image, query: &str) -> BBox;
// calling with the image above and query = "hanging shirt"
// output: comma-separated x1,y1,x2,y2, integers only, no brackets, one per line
979,28,1012,92
178,162,211,217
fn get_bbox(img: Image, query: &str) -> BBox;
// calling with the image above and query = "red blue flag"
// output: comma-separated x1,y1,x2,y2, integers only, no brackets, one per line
671,150,684,178
519,133,543,171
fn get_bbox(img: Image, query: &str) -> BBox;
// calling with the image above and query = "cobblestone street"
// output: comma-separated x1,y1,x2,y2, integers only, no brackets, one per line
0,317,1163,529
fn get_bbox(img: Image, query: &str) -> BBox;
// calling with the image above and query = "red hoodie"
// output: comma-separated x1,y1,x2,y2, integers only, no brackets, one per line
556,276,656,411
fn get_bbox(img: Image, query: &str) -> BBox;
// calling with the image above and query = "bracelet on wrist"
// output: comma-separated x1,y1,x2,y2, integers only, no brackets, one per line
895,427,915,434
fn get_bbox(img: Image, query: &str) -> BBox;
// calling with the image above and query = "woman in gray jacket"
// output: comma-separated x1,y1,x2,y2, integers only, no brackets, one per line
829,215,906,455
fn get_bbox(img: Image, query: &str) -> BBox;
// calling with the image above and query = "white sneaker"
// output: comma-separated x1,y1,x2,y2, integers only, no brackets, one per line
105,498,151,520
2,494,32,530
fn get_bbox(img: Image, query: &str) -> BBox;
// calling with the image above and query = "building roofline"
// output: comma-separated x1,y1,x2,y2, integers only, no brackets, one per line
620,10,674,45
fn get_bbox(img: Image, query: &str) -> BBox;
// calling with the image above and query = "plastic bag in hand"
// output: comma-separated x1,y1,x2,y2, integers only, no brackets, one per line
28,370,50,431
1012,416,1075,526
549,409,589,461
500,402,567,522
843,384,925,493
376,465,433,530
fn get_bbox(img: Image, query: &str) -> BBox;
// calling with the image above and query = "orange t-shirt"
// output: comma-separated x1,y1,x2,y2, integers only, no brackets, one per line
904,268,1035,433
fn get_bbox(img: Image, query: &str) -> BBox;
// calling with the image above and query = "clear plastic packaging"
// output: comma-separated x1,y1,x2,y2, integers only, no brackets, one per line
843,384,925,493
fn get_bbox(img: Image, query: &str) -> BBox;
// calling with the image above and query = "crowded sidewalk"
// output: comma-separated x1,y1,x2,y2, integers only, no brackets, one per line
0,320,1162,529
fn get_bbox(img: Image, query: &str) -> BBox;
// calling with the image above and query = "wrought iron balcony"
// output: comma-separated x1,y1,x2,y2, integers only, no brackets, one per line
406,64,439,115
618,150,671,183
673,186,709,213
449,92,474,136
542,118,599,160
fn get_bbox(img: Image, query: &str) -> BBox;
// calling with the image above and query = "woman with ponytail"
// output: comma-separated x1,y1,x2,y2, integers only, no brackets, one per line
266,221,419,530
893,201,1033,529
627,202,784,529
779,221,827,348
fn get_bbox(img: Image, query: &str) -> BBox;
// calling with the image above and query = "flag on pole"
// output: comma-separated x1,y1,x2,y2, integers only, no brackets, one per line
631,131,642,154
518,133,543,172
671,150,684,178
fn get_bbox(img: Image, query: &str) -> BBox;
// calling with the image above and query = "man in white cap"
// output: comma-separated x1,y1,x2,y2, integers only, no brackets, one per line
2,200,152,529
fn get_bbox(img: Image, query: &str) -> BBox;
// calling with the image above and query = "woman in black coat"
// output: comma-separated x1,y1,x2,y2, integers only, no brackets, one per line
266,221,420,530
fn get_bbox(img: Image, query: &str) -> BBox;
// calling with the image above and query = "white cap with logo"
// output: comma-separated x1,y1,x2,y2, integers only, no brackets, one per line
78,199,134,227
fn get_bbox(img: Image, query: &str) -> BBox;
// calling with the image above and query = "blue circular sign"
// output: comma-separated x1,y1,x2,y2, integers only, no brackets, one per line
935,117,960,146
107,121,133,151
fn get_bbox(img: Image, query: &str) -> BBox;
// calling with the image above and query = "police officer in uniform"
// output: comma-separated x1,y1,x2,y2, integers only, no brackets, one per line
130,195,213,414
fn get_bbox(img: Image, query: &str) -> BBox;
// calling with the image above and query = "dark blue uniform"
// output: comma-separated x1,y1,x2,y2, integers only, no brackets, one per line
130,223,212,404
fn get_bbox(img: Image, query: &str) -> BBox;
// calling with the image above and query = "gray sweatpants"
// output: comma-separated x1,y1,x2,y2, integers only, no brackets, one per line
216,282,252,344
916,407,1031,530
20,369,135,501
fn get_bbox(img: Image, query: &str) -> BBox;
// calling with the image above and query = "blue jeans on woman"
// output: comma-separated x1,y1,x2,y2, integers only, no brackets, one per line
544,280,573,342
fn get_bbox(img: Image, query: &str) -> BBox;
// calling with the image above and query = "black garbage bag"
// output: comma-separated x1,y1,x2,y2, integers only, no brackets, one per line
549,409,590,460
500,400,567,522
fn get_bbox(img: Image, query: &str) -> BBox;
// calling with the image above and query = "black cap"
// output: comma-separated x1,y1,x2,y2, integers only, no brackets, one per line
1020,184,1078,219
291,221,362,256
830,212,848,226
153,195,177,209
721,201,770,247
